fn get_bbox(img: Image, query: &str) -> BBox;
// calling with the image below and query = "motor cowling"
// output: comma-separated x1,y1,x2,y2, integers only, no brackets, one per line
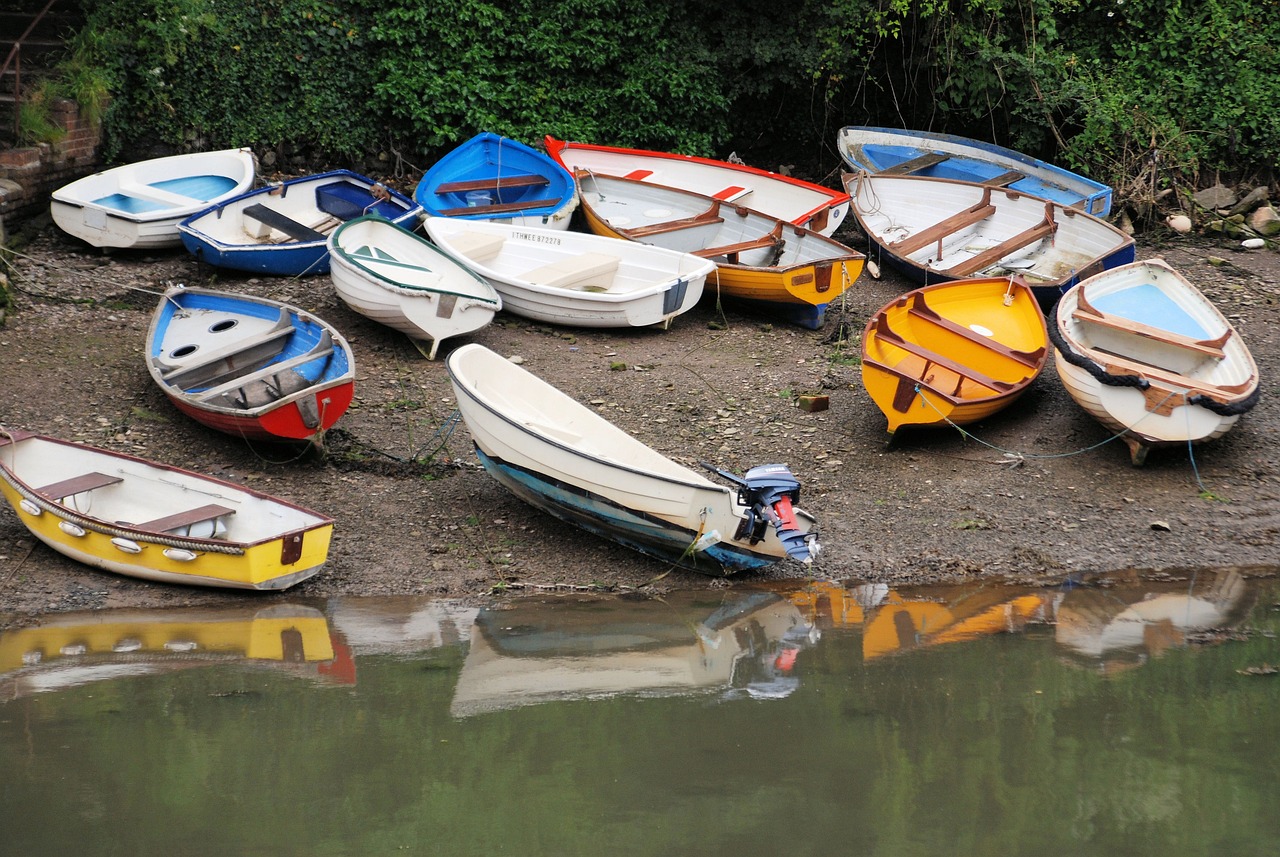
738,464,817,564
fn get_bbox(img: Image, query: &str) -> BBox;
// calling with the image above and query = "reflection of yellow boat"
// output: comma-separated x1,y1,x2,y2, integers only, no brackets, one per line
0,604,339,699
450,591,816,716
861,277,1048,439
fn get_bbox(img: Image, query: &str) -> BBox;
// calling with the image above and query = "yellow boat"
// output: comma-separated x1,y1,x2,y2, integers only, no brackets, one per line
575,170,864,329
0,429,334,590
860,276,1048,439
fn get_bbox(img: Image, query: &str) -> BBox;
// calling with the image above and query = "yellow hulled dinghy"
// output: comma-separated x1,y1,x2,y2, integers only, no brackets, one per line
0,430,334,590
861,276,1048,439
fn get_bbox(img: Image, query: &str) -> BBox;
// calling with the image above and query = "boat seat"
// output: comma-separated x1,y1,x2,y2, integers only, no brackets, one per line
983,170,1026,188
446,230,506,263
437,197,559,217
434,174,550,195
693,221,785,263
242,204,327,242
941,213,1058,277
623,204,725,238
1073,288,1230,359
890,190,997,256
158,313,295,388
879,152,950,176
523,252,621,289
192,332,334,403
37,471,123,501
136,504,235,534
874,315,1013,392
117,182,203,206
906,292,1045,367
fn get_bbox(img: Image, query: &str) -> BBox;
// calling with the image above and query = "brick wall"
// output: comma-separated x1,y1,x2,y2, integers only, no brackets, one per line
0,98,102,234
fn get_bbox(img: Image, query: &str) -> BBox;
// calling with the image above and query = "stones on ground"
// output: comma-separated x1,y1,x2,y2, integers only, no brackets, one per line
1247,204,1280,236
1242,238,1267,250
1195,183,1238,210
1150,520,1172,531
1166,214,1193,234
1226,186,1271,217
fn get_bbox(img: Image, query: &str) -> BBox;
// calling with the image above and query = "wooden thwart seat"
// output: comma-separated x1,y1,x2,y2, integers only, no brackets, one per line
943,214,1058,277
904,292,1045,367
983,170,1026,188
693,231,782,262
434,174,550,195
137,504,235,534
243,204,326,242
890,191,997,257
879,152,950,176
1074,288,1230,359
622,205,724,238
437,197,559,217
1094,349,1254,402
37,472,123,500
874,315,1013,392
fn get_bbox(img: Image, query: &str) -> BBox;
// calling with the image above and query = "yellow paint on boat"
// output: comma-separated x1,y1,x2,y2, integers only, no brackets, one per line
861,276,1048,436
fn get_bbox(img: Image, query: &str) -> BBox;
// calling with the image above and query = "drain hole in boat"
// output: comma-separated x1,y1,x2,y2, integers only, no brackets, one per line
209,319,239,333
170,344,198,358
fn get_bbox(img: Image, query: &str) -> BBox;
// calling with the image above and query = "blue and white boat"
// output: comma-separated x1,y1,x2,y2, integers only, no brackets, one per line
414,133,577,230
837,126,1113,216
445,343,820,575
177,170,421,276
1052,258,1260,465
50,148,257,249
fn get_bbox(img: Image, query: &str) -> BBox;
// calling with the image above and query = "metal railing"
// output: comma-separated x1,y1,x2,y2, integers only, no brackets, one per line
2,0,61,141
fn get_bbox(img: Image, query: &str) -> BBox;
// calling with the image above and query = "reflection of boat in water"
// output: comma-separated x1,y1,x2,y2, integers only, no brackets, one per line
1054,570,1248,667
0,604,347,701
326,596,479,655
450,590,816,717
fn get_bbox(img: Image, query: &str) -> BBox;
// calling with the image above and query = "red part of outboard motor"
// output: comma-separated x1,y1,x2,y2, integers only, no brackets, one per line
704,462,816,564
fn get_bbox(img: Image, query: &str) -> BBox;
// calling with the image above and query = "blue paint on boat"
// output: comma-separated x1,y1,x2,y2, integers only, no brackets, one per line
415,133,575,224
152,174,240,201
1089,283,1209,339
473,447,779,575
92,192,169,214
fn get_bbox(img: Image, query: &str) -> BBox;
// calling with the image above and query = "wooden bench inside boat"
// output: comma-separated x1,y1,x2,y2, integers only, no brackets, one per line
692,226,785,263
193,332,335,404
904,292,1046,368
159,313,296,390
878,152,950,176
37,471,123,501
943,209,1058,277
623,205,724,238
1073,289,1230,359
437,197,560,217
136,504,236,534
523,252,621,289
874,315,1014,393
242,204,327,243
1093,348,1254,402
435,174,550,195
889,190,997,257
984,170,1026,188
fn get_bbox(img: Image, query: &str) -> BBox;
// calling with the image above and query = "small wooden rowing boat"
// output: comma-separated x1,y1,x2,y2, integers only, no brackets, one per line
445,343,820,574
836,126,1113,216
576,171,864,329
0,429,334,590
1051,258,1261,465
328,215,502,358
544,135,851,236
50,148,257,249
861,276,1048,439
415,132,577,230
421,216,713,329
146,286,355,442
177,170,421,275
843,172,1134,308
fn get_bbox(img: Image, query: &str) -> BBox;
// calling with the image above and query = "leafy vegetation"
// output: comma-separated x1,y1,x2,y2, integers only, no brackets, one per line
52,0,1280,214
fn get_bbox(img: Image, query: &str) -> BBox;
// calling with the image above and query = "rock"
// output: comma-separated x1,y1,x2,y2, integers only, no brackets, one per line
1166,213,1193,234
1247,204,1280,237
1194,183,1238,210
797,395,829,413
1227,186,1271,216
1150,520,1172,531
1242,237,1266,250
507,354,524,364
1208,256,1228,266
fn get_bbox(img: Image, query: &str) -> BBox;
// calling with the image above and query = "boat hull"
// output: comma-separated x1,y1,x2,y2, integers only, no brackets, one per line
328,215,501,358
0,432,333,590
845,172,1134,308
177,170,421,275
415,133,577,230
1051,259,1260,464
837,126,1113,216
446,343,817,574
422,217,713,329
146,286,356,442
545,135,851,236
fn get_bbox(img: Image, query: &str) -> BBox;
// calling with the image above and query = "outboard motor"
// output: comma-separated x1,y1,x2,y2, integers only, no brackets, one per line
703,462,819,564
